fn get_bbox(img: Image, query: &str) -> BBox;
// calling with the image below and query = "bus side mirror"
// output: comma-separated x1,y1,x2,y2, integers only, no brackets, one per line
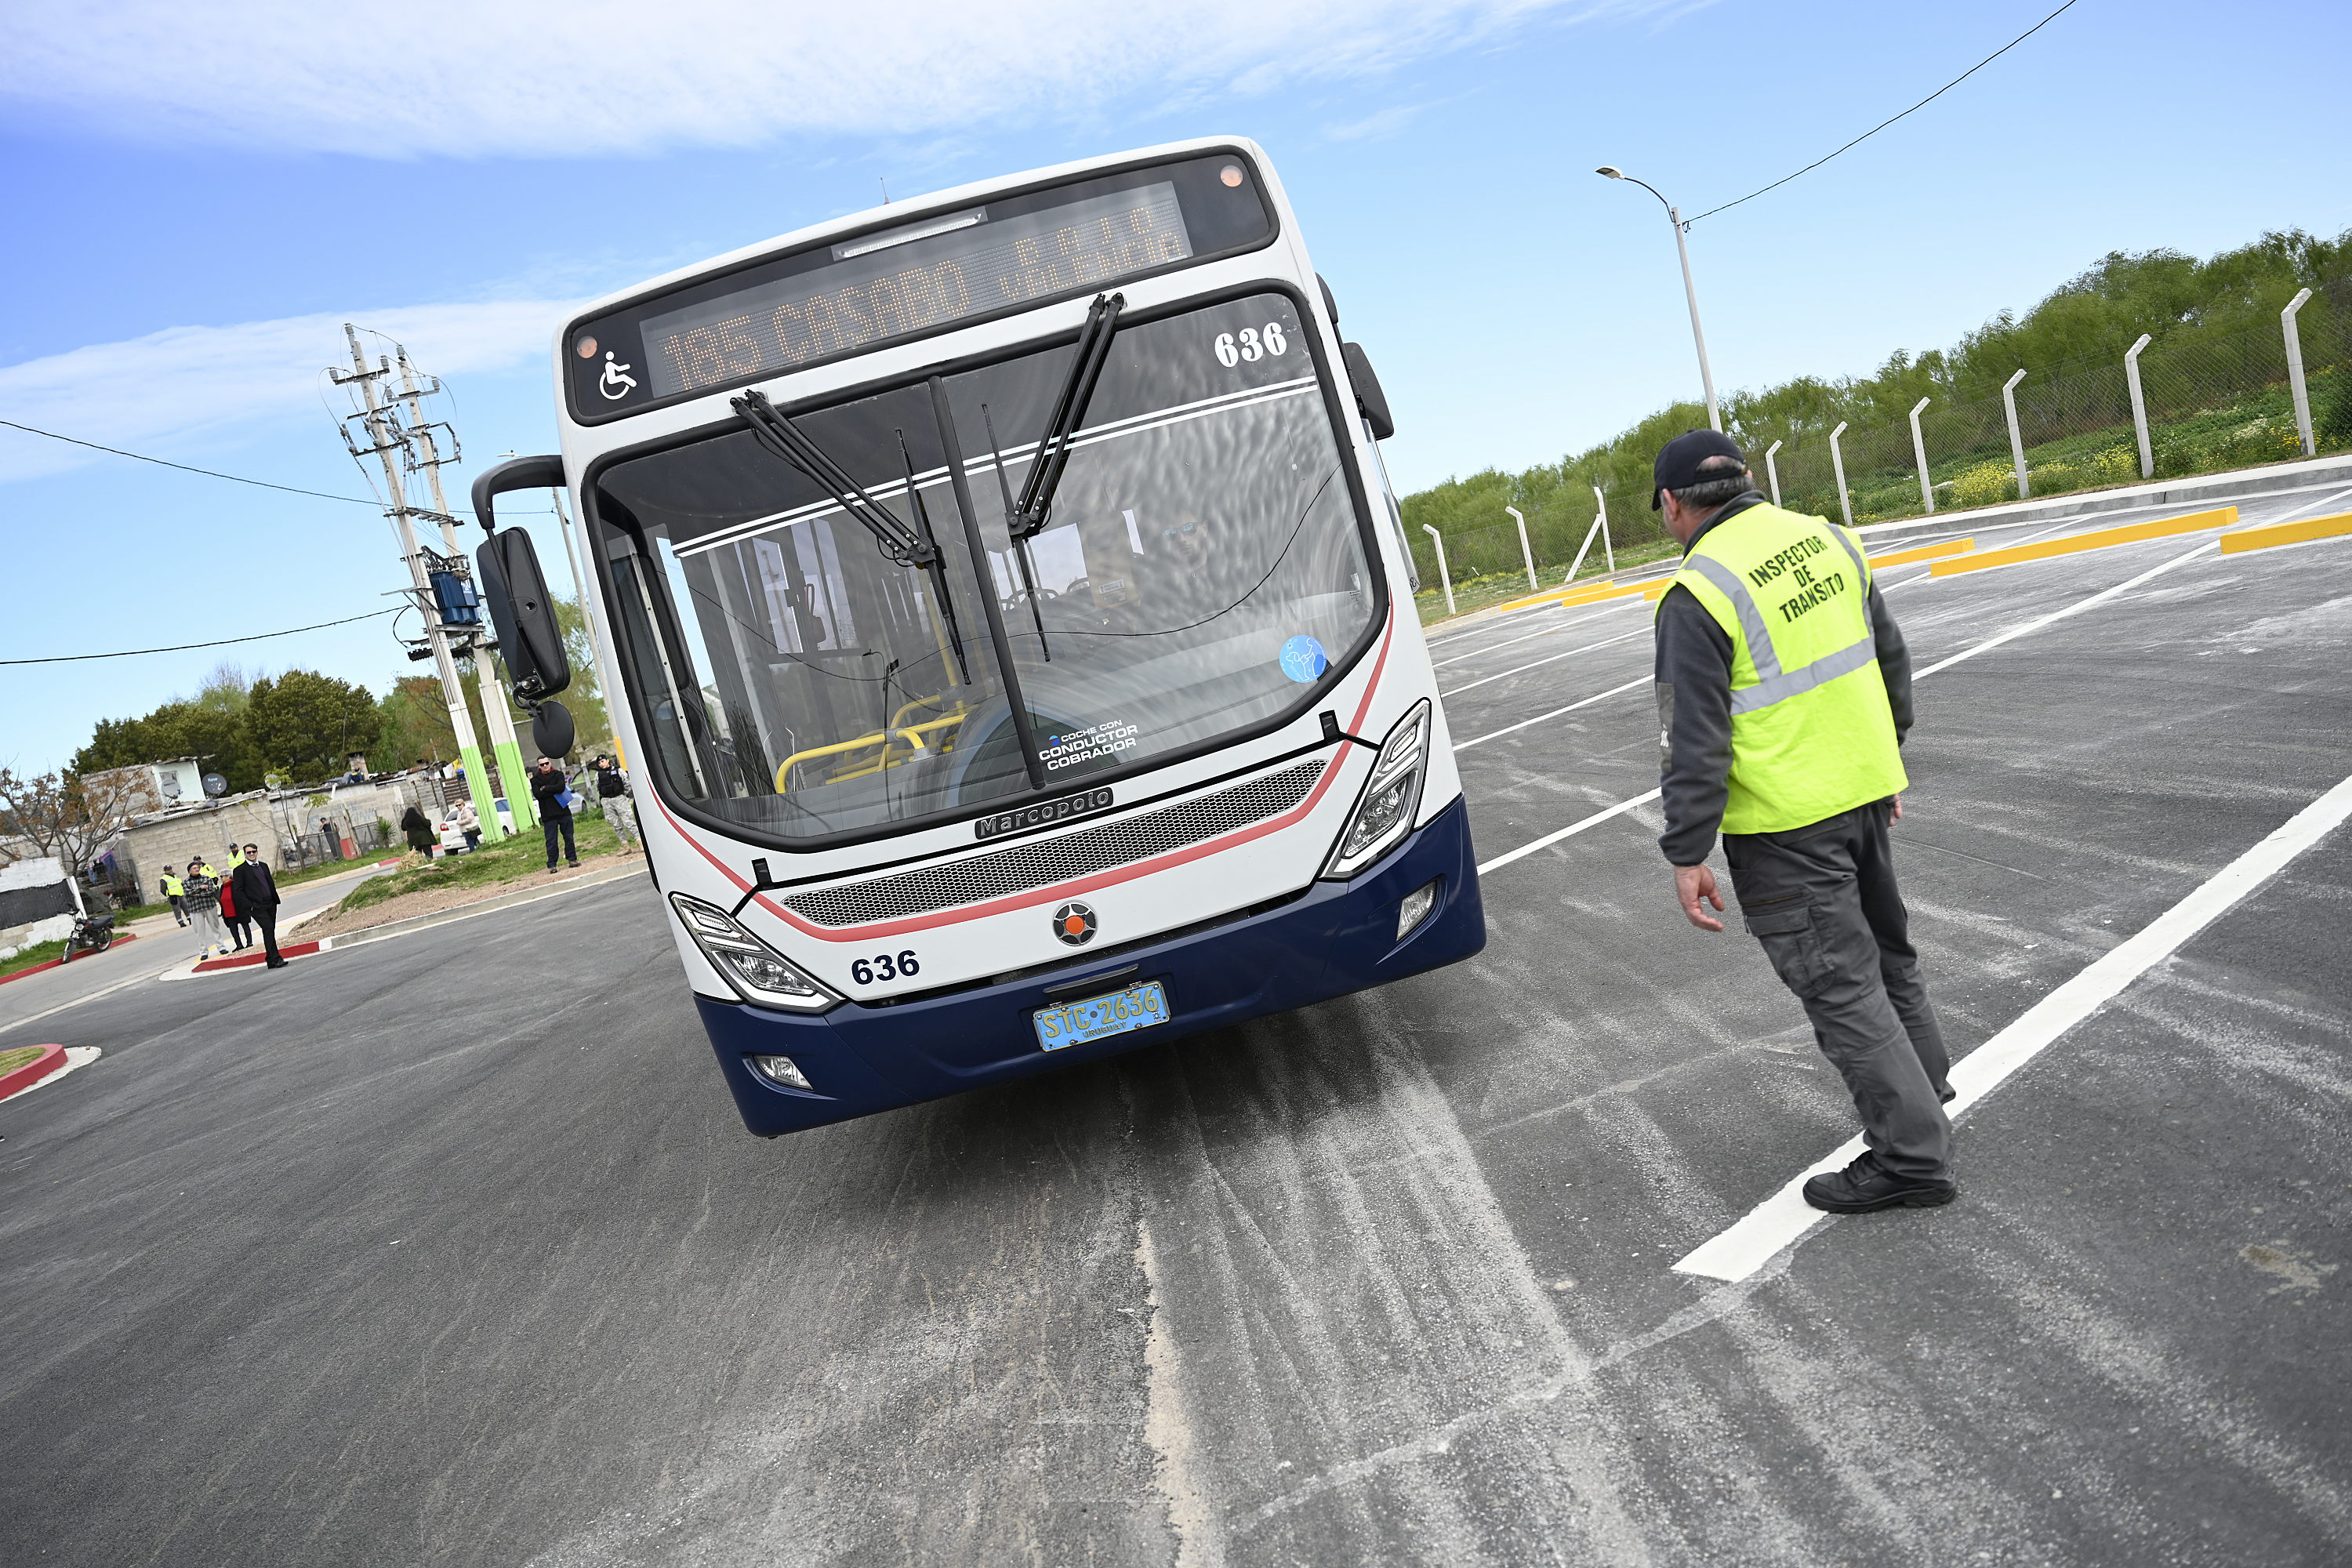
470,454,574,702
1341,342,1395,441
476,526,572,699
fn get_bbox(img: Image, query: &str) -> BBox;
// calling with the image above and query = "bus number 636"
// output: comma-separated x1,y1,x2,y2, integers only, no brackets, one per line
851,951,920,985
1213,323,1288,367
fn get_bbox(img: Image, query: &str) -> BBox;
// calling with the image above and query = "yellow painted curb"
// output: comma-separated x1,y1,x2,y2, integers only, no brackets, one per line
1868,537,1973,568
2217,510,2352,554
1929,506,2238,576
1489,577,1620,615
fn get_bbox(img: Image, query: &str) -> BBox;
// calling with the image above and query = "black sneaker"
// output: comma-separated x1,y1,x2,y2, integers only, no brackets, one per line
1802,1152,1957,1214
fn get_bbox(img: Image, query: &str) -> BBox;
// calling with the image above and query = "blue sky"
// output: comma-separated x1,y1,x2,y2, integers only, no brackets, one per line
4,0,2347,776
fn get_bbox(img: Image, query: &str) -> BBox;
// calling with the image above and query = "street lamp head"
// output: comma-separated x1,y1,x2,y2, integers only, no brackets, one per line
1595,165,1624,179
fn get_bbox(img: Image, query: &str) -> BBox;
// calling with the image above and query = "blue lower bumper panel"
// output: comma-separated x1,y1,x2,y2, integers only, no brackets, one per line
697,797,1486,1137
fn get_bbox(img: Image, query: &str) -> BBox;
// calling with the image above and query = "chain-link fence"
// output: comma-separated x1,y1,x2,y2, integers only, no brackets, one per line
1408,286,2352,594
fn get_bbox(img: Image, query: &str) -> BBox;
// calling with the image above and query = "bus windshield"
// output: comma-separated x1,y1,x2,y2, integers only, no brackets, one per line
593,290,1379,845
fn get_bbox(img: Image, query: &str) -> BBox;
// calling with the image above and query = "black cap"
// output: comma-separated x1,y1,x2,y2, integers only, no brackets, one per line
1652,428,1748,510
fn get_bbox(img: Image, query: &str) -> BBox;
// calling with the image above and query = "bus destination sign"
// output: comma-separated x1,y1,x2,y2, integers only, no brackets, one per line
640,185,1192,399
975,786,1116,841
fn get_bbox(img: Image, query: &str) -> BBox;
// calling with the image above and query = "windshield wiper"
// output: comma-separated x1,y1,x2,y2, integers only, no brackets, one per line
734,390,938,566
982,403,1051,660
1006,291,1123,543
733,387,970,687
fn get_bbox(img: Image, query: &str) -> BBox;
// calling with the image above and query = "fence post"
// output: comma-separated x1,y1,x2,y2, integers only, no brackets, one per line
1828,421,1854,529
1594,485,1615,573
1563,514,1603,585
1420,524,1456,616
1505,506,1537,591
2282,287,2315,458
2002,368,2030,500
1763,439,1783,506
1908,397,1935,515
2125,332,2154,479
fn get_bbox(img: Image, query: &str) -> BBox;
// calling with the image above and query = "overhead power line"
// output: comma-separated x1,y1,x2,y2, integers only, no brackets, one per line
0,608,401,666
1686,0,2080,225
0,418,387,505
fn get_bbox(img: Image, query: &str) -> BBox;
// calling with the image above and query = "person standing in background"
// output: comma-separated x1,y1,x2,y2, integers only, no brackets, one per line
455,798,481,852
231,844,285,968
532,757,579,873
183,858,227,956
160,869,189,927
591,755,636,851
402,802,437,860
218,862,250,952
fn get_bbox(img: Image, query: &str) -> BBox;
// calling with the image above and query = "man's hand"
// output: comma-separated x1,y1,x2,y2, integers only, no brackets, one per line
1890,792,1904,822
1675,863,1726,932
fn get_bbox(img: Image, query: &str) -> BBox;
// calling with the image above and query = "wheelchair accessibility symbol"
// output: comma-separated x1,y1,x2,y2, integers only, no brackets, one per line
598,353,638,401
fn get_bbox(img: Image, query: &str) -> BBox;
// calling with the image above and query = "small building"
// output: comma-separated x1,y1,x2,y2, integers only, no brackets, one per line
0,856,81,956
114,797,278,899
82,757,214,815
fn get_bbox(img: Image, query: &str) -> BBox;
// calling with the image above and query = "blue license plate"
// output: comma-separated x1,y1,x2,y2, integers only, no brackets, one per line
1033,981,1170,1051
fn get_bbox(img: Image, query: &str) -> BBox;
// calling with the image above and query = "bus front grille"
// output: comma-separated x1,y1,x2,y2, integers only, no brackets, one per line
778,760,1328,928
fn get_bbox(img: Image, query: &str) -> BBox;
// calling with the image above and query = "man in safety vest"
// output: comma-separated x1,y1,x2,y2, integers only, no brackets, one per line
1651,430,1956,1214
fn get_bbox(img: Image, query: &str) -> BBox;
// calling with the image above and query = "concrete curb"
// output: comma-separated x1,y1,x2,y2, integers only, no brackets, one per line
0,1042,67,1098
1854,454,2352,539
0,931,143,988
0,1044,102,1102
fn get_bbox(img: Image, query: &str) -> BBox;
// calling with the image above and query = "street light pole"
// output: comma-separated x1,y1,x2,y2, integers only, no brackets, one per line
1598,166,1720,432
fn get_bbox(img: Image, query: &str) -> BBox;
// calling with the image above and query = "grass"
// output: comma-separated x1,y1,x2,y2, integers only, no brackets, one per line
336,813,626,916
1417,537,1682,628
0,938,72,980
0,1044,45,1075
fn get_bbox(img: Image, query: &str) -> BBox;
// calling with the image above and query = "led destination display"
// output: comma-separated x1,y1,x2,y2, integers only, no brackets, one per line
640,184,1192,397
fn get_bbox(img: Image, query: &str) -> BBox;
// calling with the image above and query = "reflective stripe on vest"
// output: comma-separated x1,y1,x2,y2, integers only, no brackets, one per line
1680,523,1878,715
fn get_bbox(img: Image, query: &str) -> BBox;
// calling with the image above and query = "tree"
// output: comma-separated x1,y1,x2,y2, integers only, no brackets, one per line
245,670,383,782
0,768,151,873
68,662,267,793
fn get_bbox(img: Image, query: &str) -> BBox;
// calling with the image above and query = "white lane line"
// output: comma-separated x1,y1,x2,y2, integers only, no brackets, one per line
1675,765,2352,1283
1914,539,2216,678
0,964,180,1037
1475,536,2225,876
2250,477,2352,527
1477,789,1662,876
1440,628,1650,699
1432,599,1637,670
1454,676,1650,753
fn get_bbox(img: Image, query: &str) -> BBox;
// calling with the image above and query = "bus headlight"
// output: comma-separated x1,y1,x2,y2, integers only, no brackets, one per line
1323,699,1431,880
669,893,838,1013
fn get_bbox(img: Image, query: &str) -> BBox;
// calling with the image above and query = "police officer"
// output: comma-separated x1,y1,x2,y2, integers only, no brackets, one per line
1650,430,1957,1214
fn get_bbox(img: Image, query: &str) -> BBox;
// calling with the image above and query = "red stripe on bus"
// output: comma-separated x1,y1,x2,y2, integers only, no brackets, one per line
654,609,1399,942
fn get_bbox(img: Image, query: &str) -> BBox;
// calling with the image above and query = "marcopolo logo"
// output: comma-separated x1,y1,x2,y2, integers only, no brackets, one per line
1051,902,1098,946
975,786,1115,840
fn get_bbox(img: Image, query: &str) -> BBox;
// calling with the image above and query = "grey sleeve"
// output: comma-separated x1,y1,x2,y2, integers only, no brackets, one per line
1654,583,1735,866
1870,580,1914,742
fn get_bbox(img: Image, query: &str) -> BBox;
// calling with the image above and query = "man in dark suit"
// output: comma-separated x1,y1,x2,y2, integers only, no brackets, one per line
231,843,287,969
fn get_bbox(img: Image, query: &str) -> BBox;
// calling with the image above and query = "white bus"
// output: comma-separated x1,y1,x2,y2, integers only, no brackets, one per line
474,137,1485,1135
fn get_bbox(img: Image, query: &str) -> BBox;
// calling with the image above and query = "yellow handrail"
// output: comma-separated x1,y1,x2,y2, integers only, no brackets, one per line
771,702,972,793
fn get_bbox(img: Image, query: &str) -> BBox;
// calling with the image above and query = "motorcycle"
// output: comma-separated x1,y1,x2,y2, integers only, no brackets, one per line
59,909,115,964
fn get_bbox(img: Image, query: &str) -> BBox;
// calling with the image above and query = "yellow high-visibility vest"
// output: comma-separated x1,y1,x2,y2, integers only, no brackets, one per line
1658,501,1907,834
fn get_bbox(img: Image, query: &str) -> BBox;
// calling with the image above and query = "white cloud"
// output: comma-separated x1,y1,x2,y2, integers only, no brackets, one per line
1323,103,1428,143
0,301,573,485
1,0,1661,158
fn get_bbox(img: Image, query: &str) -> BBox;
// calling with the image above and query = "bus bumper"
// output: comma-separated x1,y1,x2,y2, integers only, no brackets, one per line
696,796,1486,1137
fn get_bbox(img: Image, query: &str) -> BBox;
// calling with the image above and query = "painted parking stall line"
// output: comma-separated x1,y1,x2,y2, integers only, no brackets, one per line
1674,765,2352,1283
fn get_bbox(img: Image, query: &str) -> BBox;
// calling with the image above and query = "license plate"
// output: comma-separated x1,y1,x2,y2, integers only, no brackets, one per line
1033,981,1170,1051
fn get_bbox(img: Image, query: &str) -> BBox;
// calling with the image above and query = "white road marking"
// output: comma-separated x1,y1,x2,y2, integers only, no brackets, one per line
1454,675,1650,753
1913,539,2217,678
1432,599,1636,669
1674,764,2352,1283
2247,478,2352,527
1476,789,1662,875
1475,535,2226,875
1440,627,1650,699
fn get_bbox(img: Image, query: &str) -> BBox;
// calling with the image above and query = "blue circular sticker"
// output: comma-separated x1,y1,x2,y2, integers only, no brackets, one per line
1278,634,1329,684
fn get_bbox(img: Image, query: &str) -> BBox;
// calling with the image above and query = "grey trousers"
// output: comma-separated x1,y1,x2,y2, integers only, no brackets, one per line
1724,801,1954,1181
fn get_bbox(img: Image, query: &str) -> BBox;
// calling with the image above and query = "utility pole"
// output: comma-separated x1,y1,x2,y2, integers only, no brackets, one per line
332,325,506,842
549,484,627,764
391,347,535,832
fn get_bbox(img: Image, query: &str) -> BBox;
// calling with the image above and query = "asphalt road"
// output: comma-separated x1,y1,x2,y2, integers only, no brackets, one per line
5,483,2349,1566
